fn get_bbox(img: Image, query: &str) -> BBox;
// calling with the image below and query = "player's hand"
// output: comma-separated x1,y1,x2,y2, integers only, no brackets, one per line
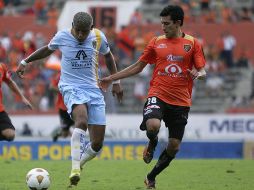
112,83,123,103
187,68,200,80
99,77,113,92
22,97,34,110
16,64,26,78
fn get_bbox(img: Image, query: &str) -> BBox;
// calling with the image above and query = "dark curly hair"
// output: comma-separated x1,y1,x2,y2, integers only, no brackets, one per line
160,5,184,26
73,12,93,28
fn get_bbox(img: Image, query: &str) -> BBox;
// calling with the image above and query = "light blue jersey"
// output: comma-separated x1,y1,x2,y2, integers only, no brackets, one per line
48,28,110,125
48,28,110,88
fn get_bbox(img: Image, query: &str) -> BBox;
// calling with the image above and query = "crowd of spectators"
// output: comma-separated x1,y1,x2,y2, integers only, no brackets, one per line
0,0,59,26
141,0,254,24
0,0,253,113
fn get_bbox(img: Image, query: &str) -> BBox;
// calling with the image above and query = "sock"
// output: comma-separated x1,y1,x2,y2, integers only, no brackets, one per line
146,131,158,149
146,130,158,141
147,149,175,181
80,142,98,167
71,128,86,171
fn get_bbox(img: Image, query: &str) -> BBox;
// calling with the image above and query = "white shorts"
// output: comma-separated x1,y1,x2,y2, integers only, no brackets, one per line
59,86,106,125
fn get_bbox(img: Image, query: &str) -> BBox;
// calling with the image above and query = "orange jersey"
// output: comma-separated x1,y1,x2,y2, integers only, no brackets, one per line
139,33,206,106
51,73,67,110
0,63,11,112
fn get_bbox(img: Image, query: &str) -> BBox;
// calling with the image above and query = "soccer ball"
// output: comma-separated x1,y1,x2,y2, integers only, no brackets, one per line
26,168,50,190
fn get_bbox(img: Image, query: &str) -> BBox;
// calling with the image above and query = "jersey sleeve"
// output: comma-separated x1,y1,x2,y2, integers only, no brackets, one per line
48,31,62,50
99,31,110,55
138,37,157,64
193,38,206,69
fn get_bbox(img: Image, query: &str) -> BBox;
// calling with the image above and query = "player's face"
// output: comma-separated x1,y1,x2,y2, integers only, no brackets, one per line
72,24,92,42
161,16,180,38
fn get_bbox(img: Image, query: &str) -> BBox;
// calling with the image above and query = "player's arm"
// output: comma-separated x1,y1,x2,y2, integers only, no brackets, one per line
110,60,146,80
5,78,33,109
99,60,147,91
24,45,54,63
104,51,124,102
188,38,207,80
196,67,206,80
187,67,206,80
16,45,55,78
104,51,118,75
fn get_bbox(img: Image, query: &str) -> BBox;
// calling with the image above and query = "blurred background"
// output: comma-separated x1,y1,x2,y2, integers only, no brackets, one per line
0,0,254,160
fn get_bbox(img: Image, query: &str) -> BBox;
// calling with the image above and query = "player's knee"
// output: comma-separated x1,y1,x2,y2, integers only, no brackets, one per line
3,130,15,141
75,120,88,130
167,138,181,156
146,119,160,131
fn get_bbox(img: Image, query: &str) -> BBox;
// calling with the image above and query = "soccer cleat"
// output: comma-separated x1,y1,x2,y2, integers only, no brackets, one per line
144,176,156,189
69,169,81,187
143,138,158,164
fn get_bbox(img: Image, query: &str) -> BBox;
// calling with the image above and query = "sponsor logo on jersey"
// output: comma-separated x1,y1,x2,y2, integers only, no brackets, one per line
165,64,182,74
75,50,87,60
145,105,160,110
157,44,167,48
158,64,186,78
144,109,152,115
71,50,92,69
167,54,183,62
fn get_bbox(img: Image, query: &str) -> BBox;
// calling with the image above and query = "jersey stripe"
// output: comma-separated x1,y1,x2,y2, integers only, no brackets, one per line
94,28,102,83
184,34,195,44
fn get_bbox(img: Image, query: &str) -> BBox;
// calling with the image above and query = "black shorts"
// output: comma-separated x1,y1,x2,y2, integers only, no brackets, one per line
0,111,15,131
140,97,190,141
59,109,74,131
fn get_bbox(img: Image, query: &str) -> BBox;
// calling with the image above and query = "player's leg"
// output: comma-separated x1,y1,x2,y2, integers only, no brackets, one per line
52,109,74,142
0,111,15,141
141,97,165,164
52,109,66,142
80,103,106,168
69,104,88,186
145,105,190,188
80,124,105,167
0,128,15,141
143,118,160,163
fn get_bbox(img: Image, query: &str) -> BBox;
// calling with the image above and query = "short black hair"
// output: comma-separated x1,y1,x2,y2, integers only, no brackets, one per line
160,5,184,26
73,12,93,29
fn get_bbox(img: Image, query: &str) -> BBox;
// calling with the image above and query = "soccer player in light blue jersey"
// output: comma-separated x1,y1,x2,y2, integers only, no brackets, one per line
16,12,123,187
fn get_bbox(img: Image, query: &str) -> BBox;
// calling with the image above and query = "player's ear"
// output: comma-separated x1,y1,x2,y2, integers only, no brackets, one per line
90,24,94,30
176,20,181,26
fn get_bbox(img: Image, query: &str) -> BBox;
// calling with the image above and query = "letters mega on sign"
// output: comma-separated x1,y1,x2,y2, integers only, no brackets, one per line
185,114,254,140
210,119,254,133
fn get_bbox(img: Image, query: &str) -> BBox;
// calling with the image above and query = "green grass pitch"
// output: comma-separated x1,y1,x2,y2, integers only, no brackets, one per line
0,159,253,190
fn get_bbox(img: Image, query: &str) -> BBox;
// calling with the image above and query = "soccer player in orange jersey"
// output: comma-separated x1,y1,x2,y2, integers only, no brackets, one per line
99,5,206,189
0,62,33,141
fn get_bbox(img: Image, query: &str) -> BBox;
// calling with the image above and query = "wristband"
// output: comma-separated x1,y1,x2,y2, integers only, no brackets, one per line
112,80,120,84
20,60,28,66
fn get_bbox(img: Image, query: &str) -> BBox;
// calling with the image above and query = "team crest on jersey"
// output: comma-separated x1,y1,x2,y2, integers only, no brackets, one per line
92,40,97,49
157,44,167,49
183,44,192,52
